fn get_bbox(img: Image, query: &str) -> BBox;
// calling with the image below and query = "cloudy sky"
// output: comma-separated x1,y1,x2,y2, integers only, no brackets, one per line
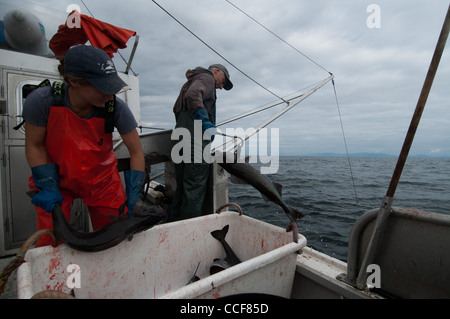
3,0,450,156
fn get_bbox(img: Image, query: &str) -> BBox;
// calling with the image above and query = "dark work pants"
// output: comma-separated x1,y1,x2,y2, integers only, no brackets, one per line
169,161,210,222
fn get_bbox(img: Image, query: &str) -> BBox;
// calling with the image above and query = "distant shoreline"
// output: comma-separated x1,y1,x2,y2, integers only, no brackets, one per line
279,153,450,158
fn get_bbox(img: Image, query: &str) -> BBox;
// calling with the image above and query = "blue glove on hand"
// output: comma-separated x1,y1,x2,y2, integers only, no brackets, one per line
31,163,64,213
193,108,217,139
124,170,145,216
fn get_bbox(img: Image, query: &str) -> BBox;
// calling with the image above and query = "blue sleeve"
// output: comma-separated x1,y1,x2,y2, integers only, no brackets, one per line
22,86,53,126
193,108,216,132
113,96,138,135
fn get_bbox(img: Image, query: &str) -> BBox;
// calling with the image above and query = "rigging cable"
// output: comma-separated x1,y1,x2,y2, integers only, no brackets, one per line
80,0,94,17
80,0,138,76
225,0,358,202
218,93,303,126
331,79,359,203
225,0,331,76
151,0,289,105
152,1,358,200
218,79,329,126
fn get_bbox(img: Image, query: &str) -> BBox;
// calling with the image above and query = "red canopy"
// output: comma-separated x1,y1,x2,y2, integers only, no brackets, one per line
49,10,136,58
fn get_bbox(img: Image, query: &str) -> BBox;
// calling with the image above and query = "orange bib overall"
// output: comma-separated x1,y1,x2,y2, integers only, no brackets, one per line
29,106,126,246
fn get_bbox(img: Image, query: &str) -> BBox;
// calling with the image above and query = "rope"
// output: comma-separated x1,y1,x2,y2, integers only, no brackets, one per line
151,0,289,105
0,229,57,296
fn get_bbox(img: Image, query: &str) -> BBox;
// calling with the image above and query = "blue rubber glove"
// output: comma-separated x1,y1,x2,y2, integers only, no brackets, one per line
31,163,64,213
194,108,217,132
124,170,145,216
193,108,217,139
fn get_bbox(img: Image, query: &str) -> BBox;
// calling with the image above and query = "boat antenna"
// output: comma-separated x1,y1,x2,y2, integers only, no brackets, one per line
355,4,450,290
151,0,289,105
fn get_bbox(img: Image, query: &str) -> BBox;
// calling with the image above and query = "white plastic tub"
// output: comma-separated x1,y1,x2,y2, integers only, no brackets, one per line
17,211,306,299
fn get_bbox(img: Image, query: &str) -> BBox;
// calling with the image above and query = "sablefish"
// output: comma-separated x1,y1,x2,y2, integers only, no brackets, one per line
215,151,303,243
211,224,241,267
28,192,167,252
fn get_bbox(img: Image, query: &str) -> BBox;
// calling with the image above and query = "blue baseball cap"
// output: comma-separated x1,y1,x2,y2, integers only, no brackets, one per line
64,45,128,95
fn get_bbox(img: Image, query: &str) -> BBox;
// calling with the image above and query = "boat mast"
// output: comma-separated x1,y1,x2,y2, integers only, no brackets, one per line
355,4,450,290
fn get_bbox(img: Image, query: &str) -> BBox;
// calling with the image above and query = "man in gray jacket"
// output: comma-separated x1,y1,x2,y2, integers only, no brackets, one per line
170,64,233,221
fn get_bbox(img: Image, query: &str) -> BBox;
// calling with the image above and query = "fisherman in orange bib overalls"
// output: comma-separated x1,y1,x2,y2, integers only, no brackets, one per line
23,45,145,247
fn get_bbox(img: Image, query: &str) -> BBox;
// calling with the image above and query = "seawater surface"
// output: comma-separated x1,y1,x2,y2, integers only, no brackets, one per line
227,156,450,261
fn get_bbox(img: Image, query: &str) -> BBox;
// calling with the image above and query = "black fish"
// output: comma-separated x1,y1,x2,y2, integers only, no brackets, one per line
28,192,167,252
215,152,303,243
210,224,241,274
57,199,166,252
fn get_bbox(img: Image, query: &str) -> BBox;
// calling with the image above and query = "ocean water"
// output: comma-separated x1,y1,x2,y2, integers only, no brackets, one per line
227,156,450,262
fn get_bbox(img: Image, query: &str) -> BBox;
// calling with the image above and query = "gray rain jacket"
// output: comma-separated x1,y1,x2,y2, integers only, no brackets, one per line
173,67,216,123
172,67,217,162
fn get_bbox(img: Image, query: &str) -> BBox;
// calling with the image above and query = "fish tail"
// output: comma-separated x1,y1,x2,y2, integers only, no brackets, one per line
211,225,229,241
291,207,304,220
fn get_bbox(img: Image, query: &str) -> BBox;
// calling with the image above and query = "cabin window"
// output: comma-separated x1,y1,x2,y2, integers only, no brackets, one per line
14,79,43,133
